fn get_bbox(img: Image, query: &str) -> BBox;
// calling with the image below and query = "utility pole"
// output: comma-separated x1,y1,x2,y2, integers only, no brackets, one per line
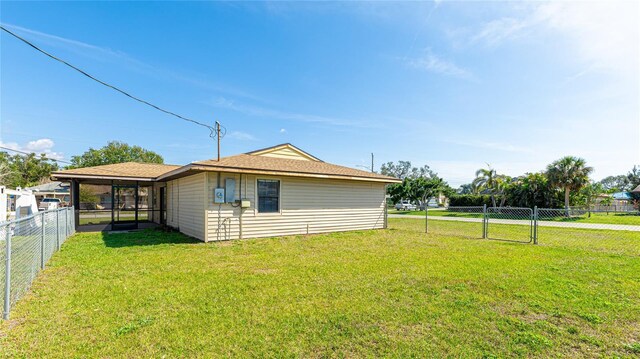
216,121,221,161
356,152,375,173
371,153,374,173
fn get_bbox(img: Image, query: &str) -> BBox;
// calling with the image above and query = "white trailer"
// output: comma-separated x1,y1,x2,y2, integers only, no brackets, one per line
0,186,39,223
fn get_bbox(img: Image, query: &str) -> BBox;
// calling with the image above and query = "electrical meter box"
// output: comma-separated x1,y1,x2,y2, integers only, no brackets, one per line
225,178,236,203
240,199,251,208
214,188,225,203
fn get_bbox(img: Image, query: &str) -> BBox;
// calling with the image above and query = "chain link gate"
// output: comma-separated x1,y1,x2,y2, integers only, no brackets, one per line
484,207,534,243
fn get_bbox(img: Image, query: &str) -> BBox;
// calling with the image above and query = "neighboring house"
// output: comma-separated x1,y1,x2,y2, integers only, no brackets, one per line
51,144,401,241
594,192,635,212
26,181,70,204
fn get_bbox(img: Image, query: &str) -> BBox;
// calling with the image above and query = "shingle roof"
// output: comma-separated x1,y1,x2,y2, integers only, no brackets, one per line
50,145,401,183
187,154,399,182
52,162,180,180
26,181,69,193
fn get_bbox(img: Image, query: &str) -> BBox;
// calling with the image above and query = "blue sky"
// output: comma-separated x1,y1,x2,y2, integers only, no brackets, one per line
1,1,638,186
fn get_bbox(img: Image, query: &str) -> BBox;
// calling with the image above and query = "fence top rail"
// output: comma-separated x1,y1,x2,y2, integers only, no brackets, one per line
445,206,485,210
487,207,533,211
0,207,73,227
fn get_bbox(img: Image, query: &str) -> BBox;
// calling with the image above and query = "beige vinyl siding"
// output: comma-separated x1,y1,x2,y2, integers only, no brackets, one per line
206,172,243,241
256,146,313,161
166,173,206,240
206,172,386,241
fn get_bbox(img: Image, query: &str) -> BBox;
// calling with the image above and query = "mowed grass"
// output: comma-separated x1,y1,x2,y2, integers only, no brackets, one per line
1,219,639,357
391,209,640,226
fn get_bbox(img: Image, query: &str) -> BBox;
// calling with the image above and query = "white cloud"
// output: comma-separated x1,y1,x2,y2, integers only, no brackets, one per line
209,97,382,129
471,2,639,76
279,128,287,133
227,131,256,141
471,17,528,46
406,49,474,80
0,138,64,160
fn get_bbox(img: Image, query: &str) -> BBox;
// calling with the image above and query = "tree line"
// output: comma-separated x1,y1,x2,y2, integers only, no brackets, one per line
454,157,640,210
382,156,640,211
2,142,639,214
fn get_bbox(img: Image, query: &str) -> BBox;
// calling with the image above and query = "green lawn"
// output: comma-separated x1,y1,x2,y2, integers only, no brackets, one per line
391,209,640,225
79,211,149,225
1,219,638,357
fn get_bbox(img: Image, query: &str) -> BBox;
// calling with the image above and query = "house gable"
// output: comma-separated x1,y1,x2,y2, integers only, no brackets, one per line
247,143,321,162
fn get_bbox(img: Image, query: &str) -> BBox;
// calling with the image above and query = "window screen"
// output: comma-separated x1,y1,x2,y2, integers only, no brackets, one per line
257,180,280,213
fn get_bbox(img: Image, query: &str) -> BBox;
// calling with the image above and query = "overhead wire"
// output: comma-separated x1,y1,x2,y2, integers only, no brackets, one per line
0,146,72,165
0,25,225,140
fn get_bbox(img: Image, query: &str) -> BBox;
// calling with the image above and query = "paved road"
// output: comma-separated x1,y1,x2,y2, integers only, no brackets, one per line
388,214,640,232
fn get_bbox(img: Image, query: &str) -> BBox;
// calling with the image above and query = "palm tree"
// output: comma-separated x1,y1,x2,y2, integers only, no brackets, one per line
473,165,498,207
495,175,512,207
546,156,593,215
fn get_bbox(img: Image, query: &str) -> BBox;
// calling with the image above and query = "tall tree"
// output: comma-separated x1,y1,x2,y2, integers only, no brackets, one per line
506,172,556,208
598,175,630,192
579,182,603,217
405,176,450,207
472,166,499,207
0,151,59,188
627,166,640,189
546,156,593,214
457,183,473,194
494,175,513,207
380,161,435,180
69,141,164,168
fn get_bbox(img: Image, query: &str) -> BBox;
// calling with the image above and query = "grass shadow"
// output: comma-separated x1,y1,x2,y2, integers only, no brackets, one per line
102,228,201,248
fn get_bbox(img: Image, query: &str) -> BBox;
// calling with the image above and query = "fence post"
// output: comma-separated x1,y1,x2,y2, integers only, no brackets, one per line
40,211,46,270
533,206,538,245
71,207,75,234
3,228,11,320
482,204,487,238
64,208,68,239
56,209,60,250
384,201,388,229
425,204,428,234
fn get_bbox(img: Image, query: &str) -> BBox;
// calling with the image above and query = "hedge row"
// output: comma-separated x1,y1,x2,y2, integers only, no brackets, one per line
448,195,497,207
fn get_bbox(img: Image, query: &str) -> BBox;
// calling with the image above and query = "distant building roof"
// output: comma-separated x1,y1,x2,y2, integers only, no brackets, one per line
612,192,632,200
632,185,640,194
26,181,69,194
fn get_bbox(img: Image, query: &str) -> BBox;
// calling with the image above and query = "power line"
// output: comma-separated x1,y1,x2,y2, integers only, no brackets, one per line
1,25,226,140
0,146,72,164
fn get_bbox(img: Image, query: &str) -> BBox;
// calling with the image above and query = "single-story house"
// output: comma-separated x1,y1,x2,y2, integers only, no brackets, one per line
51,144,401,241
26,181,70,204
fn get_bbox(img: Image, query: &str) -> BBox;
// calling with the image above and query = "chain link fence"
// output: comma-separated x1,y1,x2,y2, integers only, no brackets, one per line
486,207,534,243
535,208,640,254
395,206,639,250
1,207,75,319
424,206,485,239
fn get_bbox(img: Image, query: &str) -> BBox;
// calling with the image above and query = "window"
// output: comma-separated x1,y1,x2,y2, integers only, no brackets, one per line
257,179,280,213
